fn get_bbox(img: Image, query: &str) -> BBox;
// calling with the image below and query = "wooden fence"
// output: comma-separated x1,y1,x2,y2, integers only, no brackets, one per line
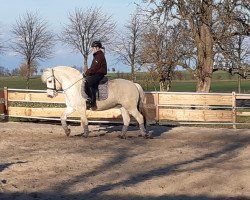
1,87,250,128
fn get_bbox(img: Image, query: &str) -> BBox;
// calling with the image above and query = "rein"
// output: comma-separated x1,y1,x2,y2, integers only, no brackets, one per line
46,68,83,92
63,77,84,92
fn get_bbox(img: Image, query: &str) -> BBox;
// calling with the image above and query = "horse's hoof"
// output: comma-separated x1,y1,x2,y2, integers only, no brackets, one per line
65,129,71,137
84,131,90,138
118,135,127,139
80,132,89,138
139,132,150,138
144,134,153,139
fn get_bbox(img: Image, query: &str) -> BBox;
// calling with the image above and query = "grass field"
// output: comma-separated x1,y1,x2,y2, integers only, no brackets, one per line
0,76,45,90
1,72,250,93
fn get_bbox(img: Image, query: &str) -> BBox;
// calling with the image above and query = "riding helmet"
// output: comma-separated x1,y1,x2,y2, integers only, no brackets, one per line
91,41,103,48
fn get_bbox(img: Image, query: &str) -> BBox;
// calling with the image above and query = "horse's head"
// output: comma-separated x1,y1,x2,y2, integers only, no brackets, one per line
41,68,62,98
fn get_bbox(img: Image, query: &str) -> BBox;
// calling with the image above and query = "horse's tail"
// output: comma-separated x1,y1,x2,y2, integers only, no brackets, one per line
135,83,147,127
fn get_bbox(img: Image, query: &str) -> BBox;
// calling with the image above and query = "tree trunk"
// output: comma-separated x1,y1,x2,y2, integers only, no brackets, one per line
131,63,135,82
195,2,214,93
238,75,241,93
26,74,30,89
196,46,213,93
160,80,172,91
26,60,31,89
83,54,88,73
160,81,167,91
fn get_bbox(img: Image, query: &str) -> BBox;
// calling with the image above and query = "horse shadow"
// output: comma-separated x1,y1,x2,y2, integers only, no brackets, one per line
0,191,250,200
86,124,175,138
1,193,249,200
0,161,28,172
0,163,12,173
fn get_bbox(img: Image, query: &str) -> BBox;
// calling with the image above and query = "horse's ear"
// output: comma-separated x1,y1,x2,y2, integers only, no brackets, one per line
43,68,50,73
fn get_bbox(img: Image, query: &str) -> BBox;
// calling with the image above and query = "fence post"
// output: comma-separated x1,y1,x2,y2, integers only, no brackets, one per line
3,87,8,121
155,92,159,123
0,89,4,119
232,91,236,129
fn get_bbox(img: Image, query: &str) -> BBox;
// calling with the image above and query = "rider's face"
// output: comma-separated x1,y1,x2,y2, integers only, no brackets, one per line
92,47,99,54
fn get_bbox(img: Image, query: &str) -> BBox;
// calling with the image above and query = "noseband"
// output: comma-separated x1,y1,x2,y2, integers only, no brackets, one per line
46,68,61,92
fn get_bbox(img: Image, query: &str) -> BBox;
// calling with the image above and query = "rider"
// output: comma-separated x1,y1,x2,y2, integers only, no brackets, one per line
85,40,107,109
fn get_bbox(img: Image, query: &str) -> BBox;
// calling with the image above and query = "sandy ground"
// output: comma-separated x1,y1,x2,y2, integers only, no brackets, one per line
0,121,249,200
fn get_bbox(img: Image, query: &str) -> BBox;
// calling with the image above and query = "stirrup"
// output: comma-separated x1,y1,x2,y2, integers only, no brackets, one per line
86,99,92,109
90,106,97,111
90,102,97,110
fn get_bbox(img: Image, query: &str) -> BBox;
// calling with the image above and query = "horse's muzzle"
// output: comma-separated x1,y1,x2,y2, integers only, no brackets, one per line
46,89,58,98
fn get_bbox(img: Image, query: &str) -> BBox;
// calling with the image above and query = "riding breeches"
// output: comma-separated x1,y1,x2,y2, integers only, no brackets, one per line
85,74,104,88
85,74,104,106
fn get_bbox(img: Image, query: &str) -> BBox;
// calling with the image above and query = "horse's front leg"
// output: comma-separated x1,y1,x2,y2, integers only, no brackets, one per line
61,106,75,136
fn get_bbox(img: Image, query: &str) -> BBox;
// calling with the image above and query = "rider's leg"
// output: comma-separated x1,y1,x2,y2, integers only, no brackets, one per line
89,87,97,108
85,74,104,108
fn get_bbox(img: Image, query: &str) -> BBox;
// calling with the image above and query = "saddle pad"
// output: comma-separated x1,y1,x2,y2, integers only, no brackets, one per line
97,81,108,101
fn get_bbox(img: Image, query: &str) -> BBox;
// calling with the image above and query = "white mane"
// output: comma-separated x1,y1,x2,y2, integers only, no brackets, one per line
41,66,82,83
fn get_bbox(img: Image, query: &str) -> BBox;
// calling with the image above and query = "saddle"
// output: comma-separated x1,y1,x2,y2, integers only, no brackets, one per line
81,76,108,101
96,76,108,100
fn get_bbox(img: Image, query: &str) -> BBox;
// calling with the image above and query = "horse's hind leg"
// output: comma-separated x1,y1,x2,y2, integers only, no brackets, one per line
79,111,89,138
128,109,148,137
119,107,130,139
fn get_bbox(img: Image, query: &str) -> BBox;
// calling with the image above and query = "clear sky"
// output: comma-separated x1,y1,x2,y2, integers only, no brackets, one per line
0,0,138,72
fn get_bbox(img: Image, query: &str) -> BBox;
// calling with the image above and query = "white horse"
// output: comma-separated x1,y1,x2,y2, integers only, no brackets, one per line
41,66,149,138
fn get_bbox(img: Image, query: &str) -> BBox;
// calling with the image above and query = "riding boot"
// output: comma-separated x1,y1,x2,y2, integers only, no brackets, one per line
89,87,97,110
84,84,92,109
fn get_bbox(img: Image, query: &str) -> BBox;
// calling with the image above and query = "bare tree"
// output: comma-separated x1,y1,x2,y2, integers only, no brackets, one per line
142,0,250,92
19,60,38,76
113,10,144,82
0,30,4,55
233,36,250,93
60,7,116,73
11,68,20,76
0,66,8,76
0,43,3,55
140,21,189,91
11,12,54,88
215,34,250,92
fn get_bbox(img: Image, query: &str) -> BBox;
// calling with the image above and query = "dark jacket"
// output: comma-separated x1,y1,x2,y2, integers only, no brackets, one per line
86,50,107,76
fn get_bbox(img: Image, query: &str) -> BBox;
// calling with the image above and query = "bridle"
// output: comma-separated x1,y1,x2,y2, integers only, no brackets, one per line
46,68,83,92
46,68,59,91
